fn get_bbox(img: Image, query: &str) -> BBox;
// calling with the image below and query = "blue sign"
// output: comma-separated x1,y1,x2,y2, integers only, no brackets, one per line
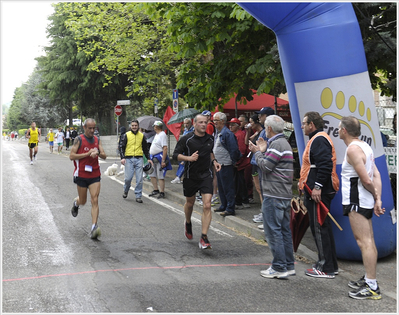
173,89,178,100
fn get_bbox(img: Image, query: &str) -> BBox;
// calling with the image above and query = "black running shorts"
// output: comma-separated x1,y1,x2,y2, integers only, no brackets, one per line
343,204,373,219
28,143,37,149
183,177,213,197
74,176,101,188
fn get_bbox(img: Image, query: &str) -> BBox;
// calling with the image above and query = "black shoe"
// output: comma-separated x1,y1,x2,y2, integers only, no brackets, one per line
185,221,193,240
123,191,128,198
71,199,79,217
157,192,165,199
214,208,225,213
136,198,143,203
220,211,235,217
149,190,160,197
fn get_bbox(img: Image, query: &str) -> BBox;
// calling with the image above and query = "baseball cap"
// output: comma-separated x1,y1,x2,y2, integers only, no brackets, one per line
228,118,240,125
255,107,275,116
153,121,163,127
202,110,212,116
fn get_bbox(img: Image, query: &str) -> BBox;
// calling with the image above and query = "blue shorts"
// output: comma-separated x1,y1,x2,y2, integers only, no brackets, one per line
49,141,54,146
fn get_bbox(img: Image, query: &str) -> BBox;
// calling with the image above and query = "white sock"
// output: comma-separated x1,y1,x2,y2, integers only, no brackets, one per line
365,276,378,290
91,224,96,231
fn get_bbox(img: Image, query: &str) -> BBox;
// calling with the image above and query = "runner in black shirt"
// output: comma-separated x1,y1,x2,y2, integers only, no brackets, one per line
173,114,221,249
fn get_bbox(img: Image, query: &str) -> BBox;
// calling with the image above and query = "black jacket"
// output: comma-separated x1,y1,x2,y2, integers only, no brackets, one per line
305,128,337,195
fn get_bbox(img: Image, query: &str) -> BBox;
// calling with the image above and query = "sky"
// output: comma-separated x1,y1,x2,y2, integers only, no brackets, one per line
1,1,56,106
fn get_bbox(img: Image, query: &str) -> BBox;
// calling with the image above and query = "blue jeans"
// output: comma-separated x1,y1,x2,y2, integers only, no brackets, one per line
262,196,295,272
216,164,235,213
124,157,144,198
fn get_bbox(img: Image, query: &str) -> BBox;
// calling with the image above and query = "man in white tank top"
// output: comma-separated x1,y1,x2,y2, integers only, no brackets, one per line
339,116,385,300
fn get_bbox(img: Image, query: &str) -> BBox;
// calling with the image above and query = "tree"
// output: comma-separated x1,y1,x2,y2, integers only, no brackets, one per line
143,2,286,110
353,3,396,101
62,2,180,118
20,66,65,127
38,3,130,134
6,87,25,130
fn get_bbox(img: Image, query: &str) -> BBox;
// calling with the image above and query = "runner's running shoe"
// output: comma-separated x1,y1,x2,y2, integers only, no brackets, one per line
199,236,212,249
71,197,79,217
349,283,381,300
90,225,101,239
184,221,193,240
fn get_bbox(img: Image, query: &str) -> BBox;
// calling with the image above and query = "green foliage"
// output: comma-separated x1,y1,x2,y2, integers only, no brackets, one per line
353,3,396,101
144,2,285,110
6,2,395,133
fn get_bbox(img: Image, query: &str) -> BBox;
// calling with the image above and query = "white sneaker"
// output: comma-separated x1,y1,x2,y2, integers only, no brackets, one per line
171,177,181,184
258,224,264,230
287,269,296,276
253,213,263,223
260,266,288,279
30,161,33,165
34,155,37,161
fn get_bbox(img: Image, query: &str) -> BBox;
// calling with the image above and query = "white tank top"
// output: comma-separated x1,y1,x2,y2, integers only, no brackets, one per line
341,141,375,209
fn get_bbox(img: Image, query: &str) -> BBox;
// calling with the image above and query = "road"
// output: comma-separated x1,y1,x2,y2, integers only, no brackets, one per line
2,140,397,313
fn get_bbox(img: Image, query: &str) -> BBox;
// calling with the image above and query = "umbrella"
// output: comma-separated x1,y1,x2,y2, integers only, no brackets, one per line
137,116,165,131
290,196,309,252
167,108,199,125
303,183,342,231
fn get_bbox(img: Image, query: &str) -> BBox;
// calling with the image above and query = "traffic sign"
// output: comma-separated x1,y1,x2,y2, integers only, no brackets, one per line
173,99,178,113
114,105,123,116
117,100,130,105
173,89,178,100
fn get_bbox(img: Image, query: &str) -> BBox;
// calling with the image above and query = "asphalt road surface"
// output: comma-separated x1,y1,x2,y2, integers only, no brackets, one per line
2,140,397,313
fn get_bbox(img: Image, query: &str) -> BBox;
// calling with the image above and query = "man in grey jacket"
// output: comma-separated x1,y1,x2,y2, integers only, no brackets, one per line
213,112,241,217
249,115,295,279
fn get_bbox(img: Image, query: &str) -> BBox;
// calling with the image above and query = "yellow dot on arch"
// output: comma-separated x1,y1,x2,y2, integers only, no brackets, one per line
321,88,333,109
348,96,357,113
336,91,345,109
358,101,365,116
367,108,371,121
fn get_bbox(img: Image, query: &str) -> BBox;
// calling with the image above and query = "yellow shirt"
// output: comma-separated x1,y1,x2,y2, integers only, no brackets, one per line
28,128,39,144
47,132,54,142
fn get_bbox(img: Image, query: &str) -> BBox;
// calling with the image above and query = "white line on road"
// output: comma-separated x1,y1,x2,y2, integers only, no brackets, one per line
108,176,233,237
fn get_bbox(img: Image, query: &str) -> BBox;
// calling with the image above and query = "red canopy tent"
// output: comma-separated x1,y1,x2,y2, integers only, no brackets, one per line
215,91,291,122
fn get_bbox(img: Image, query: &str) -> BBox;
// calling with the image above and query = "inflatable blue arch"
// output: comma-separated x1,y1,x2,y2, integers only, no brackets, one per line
239,2,396,260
